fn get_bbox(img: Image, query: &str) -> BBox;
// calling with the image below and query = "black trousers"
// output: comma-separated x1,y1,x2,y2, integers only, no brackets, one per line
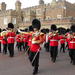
29,51,40,67
17,42,23,51
8,43,14,57
66,42,69,50
60,43,65,53
69,49,75,64
44,42,49,52
23,42,28,51
3,44,7,54
0,42,1,53
50,46,58,62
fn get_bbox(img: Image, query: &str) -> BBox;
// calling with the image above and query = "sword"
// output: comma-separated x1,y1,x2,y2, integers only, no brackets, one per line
31,49,40,64
25,47,30,56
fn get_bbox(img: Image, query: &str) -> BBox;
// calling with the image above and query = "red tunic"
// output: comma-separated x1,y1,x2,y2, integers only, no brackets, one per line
27,32,33,46
7,32,16,44
48,33,59,46
23,34,29,43
16,34,23,43
0,36,3,43
1,36,7,44
68,38,75,49
59,35,65,44
30,35,41,52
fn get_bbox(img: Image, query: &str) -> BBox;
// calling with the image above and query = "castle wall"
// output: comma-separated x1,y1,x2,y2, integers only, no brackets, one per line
0,1,75,29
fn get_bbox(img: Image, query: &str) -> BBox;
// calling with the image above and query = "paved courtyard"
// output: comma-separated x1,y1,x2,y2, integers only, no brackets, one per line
0,46,75,75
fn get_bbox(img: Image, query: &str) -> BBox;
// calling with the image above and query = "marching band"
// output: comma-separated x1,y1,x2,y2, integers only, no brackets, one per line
0,19,75,75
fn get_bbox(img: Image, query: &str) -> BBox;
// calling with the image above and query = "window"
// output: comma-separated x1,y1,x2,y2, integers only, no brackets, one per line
57,15,62,19
4,17,8,25
24,18,30,22
12,18,16,24
36,9,41,15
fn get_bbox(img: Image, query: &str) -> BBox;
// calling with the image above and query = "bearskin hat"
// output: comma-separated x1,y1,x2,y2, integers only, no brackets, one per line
8,23,14,29
24,28,28,32
58,27,66,35
32,19,41,30
51,24,57,31
66,28,70,33
28,26,33,31
20,29,25,32
46,28,49,33
2,29,6,31
70,24,75,32
41,29,46,34
0,28,1,33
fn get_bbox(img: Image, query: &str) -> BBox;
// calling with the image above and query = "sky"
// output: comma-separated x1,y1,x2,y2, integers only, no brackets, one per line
0,0,75,10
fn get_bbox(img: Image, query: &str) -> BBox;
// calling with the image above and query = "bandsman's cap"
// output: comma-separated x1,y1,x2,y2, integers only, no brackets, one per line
58,27,66,35
28,25,33,31
51,24,57,31
8,23,14,29
32,19,41,30
70,24,75,32
0,28,1,33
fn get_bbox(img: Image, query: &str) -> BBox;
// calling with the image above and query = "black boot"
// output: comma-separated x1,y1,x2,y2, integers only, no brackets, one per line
70,59,73,64
33,67,38,75
52,57,56,63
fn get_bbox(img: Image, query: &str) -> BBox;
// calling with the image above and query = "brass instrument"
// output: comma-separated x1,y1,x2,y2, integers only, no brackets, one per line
66,33,75,40
18,29,28,34
1,31,7,36
32,31,40,44
0,33,1,36
49,30,58,37
52,31,57,36
71,33,75,38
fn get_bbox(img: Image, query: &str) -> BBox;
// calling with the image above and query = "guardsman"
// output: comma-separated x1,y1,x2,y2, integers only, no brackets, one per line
59,34,65,53
1,29,7,54
48,24,59,63
42,29,49,52
65,29,71,50
6,23,16,57
68,25,75,65
58,27,66,53
23,33,28,51
16,33,23,51
24,26,33,53
0,28,2,53
29,19,43,75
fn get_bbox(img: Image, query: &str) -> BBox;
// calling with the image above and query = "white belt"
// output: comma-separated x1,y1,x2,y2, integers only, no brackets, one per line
8,37,14,38
0,40,2,41
60,39,64,40
29,40,31,41
70,42,75,43
8,37,14,39
50,40,58,41
60,39,65,41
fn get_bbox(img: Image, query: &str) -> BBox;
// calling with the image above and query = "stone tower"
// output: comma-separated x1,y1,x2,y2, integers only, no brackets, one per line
0,2,6,11
58,0,66,2
58,0,62,2
51,0,57,7
39,0,44,5
15,0,21,11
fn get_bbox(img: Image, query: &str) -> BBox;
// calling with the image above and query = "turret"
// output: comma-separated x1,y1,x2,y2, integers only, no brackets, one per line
51,0,57,7
39,0,44,5
15,0,21,11
0,2,6,11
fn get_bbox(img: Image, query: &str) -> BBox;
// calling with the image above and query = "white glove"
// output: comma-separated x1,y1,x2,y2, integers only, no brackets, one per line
32,41,37,44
